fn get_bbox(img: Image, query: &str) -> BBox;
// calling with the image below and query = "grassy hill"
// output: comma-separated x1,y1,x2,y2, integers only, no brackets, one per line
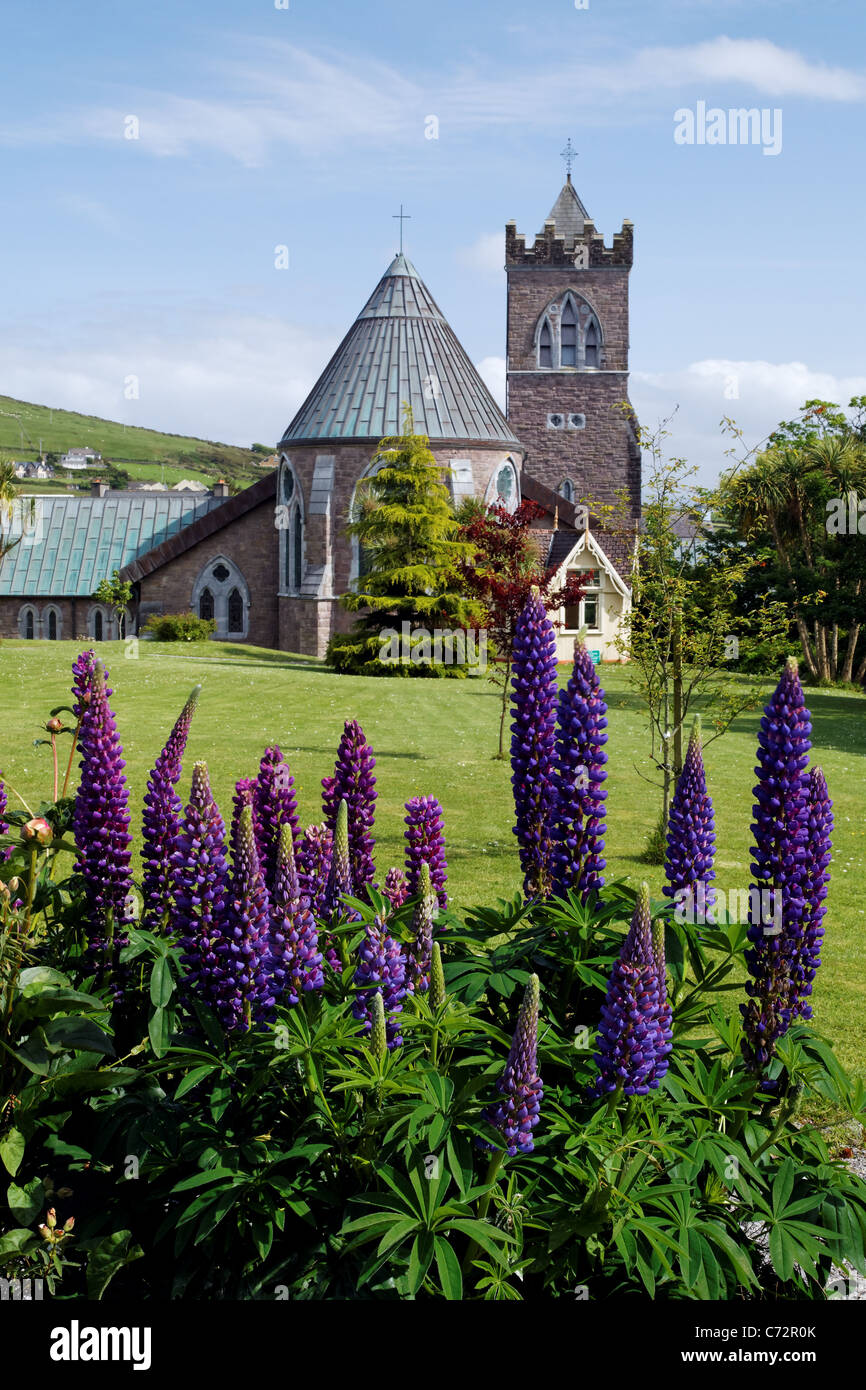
0,394,273,489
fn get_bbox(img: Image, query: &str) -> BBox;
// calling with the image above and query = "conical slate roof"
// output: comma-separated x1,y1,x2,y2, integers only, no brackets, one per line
546,175,589,247
281,253,520,446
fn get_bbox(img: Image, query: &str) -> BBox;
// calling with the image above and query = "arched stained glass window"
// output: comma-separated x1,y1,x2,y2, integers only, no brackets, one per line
561,301,577,367
199,587,214,622
48,610,57,640
227,588,243,634
585,319,599,368
293,508,303,593
539,320,553,368
94,610,103,641
25,609,34,640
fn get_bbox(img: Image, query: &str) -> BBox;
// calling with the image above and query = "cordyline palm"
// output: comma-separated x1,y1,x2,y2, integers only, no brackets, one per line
723,434,866,683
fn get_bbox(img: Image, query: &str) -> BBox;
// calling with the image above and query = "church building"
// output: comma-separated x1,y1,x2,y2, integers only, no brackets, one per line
0,168,640,661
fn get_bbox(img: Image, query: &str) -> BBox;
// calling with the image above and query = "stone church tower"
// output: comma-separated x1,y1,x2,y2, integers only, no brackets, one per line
505,172,641,542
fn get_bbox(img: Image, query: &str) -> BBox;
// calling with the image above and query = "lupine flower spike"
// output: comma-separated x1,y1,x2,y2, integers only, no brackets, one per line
484,974,544,1155
429,941,446,1011
0,771,11,863
298,823,333,921
791,766,832,1022
322,718,377,897
662,716,716,926
741,658,813,1076
320,799,360,972
510,587,559,899
553,639,608,902
220,804,274,1032
407,861,437,993
171,760,230,1008
383,865,409,913
269,822,323,1006
254,746,301,895
369,991,388,1062
592,884,667,1098
649,918,674,1086
353,902,407,1048
403,796,448,910
141,685,200,932
72,658,134,983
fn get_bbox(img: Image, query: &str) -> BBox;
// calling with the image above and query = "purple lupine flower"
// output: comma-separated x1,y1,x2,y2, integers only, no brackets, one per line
254,746,301,895
0,770,11,862
72,659,133,977
322,718,377,897
591,884,667,1098
269,822,323,1006
741,658,812,1076
171,761,230,1003
790,766,833,1022
510,587,559,900
230,778,257,862
552,639,608,902
484,974,543,1156
71,649,110,720
320,799,360,973
298,823,333,921
383,865,409,913
353,903,407,1048
141,685,200,933
662,716,716,926
219,803,274,1032
403,795,448,911
648,918,674,1087
406,861,437,994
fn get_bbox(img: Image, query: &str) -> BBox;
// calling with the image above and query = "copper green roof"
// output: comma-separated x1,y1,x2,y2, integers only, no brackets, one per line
0,491,223,597
281,253,520,447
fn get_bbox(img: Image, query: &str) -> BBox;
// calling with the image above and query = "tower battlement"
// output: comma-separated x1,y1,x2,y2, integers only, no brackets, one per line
505,217,633,268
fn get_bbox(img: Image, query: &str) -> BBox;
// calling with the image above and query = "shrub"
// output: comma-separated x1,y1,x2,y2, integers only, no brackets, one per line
142,611,216,642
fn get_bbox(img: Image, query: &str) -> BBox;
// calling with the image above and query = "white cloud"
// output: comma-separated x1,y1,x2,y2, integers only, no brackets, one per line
0,36,861,164
476,355,507,409
456,234,503,275
631,358,866,482
0,312,342,447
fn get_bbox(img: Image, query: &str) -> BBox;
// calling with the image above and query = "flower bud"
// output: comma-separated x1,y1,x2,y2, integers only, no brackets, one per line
7,877,20,894
46,717,64,734
22,817,53,845
46,1208,57,1230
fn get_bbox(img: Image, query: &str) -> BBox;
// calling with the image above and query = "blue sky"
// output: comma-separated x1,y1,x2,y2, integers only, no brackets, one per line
1,0,864,481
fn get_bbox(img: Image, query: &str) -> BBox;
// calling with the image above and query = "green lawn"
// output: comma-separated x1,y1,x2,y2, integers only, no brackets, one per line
1,639,864,1074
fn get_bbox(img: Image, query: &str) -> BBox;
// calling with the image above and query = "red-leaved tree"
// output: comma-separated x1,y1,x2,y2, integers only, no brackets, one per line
456,501,585,756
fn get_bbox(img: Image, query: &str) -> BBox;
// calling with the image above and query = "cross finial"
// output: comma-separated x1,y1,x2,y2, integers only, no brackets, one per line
560,138,577,180
392,203,411,254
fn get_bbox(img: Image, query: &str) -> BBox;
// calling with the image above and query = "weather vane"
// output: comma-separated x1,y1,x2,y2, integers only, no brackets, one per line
560,138,577,178
392,203,411,253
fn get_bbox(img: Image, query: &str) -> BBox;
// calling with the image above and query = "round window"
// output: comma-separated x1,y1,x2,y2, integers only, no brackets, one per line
212,563,230,583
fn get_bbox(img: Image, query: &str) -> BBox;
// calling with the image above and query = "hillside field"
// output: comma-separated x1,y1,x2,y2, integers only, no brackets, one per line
0,394,270,486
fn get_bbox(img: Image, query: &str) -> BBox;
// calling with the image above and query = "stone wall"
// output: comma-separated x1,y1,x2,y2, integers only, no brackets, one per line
136,500,279,650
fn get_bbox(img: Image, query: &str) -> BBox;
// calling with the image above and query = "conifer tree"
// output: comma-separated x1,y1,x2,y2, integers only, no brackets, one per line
327,408,476,676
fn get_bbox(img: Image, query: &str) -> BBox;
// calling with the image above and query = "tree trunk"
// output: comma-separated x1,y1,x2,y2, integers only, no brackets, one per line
841,580,862,683
815,621,830,682
768,513,818,677
672,606,684,779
